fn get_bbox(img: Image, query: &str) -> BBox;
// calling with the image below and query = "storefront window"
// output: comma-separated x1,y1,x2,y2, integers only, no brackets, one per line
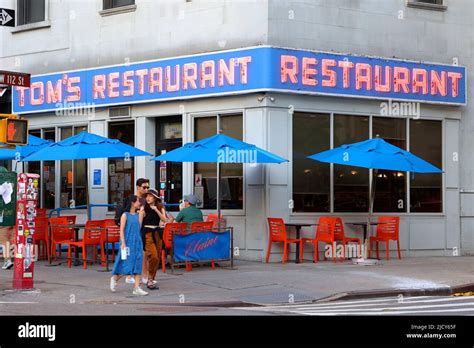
292,113,330,212
27,129,42,204
43,128,56,209
156,117,182,211
334,115,370,212
372,117,407,212
108,121,135,208
60,126,88,208
410,120,442,212
194,114,243,210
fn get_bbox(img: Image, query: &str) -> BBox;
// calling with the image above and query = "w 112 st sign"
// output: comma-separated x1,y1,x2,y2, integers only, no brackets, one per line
0,8,14,27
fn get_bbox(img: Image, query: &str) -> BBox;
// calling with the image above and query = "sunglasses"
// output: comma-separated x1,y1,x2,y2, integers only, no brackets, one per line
141,186,150,189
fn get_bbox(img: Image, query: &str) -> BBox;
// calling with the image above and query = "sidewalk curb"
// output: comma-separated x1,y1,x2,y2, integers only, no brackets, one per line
315,282,474,303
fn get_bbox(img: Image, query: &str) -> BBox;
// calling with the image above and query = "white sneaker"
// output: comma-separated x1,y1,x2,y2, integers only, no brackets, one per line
125,276,135,284
110,276,117,292
2,260,13,270
132,287,148,296
141,277,148,285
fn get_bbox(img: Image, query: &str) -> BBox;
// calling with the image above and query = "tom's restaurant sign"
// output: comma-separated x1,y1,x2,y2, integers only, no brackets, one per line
12,46,466,113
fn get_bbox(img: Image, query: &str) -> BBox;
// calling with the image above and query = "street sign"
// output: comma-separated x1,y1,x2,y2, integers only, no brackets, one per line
0,8,14,27
0,71,30,88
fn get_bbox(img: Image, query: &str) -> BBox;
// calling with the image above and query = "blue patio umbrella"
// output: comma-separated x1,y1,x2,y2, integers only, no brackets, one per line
0,135,53,160
152,133,288,224
21,131,152,161
308,138,443,173
308,137,443,260
21,131,153,213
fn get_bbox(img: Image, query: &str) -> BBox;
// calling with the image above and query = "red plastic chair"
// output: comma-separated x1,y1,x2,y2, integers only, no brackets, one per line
190,221,214,232
66,220,103,269
36,208,48,218
266,218,303,263
161,222,188,273
206,214,226,229
34,217,50,262
369,216,401,260
50,217,74,261
301,217,338,263
100,219,121,264
334,217,361,260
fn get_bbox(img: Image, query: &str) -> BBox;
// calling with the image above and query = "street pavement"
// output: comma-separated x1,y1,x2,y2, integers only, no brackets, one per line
237,295,474,316
0,256,473,315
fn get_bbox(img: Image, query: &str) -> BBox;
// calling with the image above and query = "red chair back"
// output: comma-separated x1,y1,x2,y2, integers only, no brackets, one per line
50,217,73,242
83,220,103,244
376,216,400,240
34,217,49,240
316,217,337,243
163,222,188,249
334,217,345,240
267,218,288,242
36,208,48,218
64,215,76,224
101,219,120,243
190,221,213,232
206,213,226,229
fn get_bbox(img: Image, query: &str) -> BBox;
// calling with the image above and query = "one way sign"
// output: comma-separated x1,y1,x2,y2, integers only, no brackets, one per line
0,9,14,27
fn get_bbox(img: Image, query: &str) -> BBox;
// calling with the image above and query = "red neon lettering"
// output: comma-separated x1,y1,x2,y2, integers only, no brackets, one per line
182,63,198,90
430,70,447,96
200,61,215,88
218,58,235,86
355,63,372,90
237,56,251,84
16,87,27,107
321,59,336,87
281,55,298,83
448,72,462,98
108,72,120,98
66,76,81,102
46,80,62,104
412,68,428,95
302,57,317,86
148,67,163,93
30,82,44,106
338,60,354,88
374,65,392,92
393,67,410,93
93,74,106,99
122,70,135,97
135,69,148,95
165,65,180,92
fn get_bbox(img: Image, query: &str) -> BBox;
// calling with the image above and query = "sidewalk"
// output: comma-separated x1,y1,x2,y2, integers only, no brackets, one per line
0,256,473,315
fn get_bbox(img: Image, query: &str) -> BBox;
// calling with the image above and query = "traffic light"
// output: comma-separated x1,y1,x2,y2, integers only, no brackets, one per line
0,116,28,145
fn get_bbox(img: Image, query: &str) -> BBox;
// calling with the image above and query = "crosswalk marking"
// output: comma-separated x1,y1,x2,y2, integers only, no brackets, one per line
298,307,474,316
238,296,474,316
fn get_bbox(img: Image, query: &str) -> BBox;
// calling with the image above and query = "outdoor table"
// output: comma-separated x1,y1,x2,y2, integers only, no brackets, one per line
345,221,387,241
285,222,318,264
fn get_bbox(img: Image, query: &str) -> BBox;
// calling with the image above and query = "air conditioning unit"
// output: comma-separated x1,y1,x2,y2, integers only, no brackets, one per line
109,106,131,118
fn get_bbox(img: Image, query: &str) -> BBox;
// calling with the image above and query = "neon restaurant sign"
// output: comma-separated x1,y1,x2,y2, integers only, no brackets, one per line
12,46,466,113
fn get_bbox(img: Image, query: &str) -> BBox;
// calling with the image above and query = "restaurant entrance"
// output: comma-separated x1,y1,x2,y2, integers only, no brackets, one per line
156,116,183,211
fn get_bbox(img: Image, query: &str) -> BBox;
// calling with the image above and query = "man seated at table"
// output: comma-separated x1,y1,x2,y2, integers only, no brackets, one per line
174,194,203,224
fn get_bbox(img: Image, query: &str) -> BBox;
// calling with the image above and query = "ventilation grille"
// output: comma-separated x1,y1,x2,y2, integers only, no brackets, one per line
109,106,131,118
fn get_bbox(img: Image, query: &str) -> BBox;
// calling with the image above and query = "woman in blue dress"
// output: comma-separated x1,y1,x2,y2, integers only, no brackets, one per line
110,195,148,296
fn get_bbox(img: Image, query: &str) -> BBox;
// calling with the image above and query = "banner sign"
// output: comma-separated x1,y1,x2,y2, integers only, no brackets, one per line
0,171,17,226
173,230,231,262
12,46,467,114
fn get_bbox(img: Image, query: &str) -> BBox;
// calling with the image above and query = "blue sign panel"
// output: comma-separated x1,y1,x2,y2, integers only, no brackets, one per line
93,169,101,186
12,46,466,114
173,230,231,262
